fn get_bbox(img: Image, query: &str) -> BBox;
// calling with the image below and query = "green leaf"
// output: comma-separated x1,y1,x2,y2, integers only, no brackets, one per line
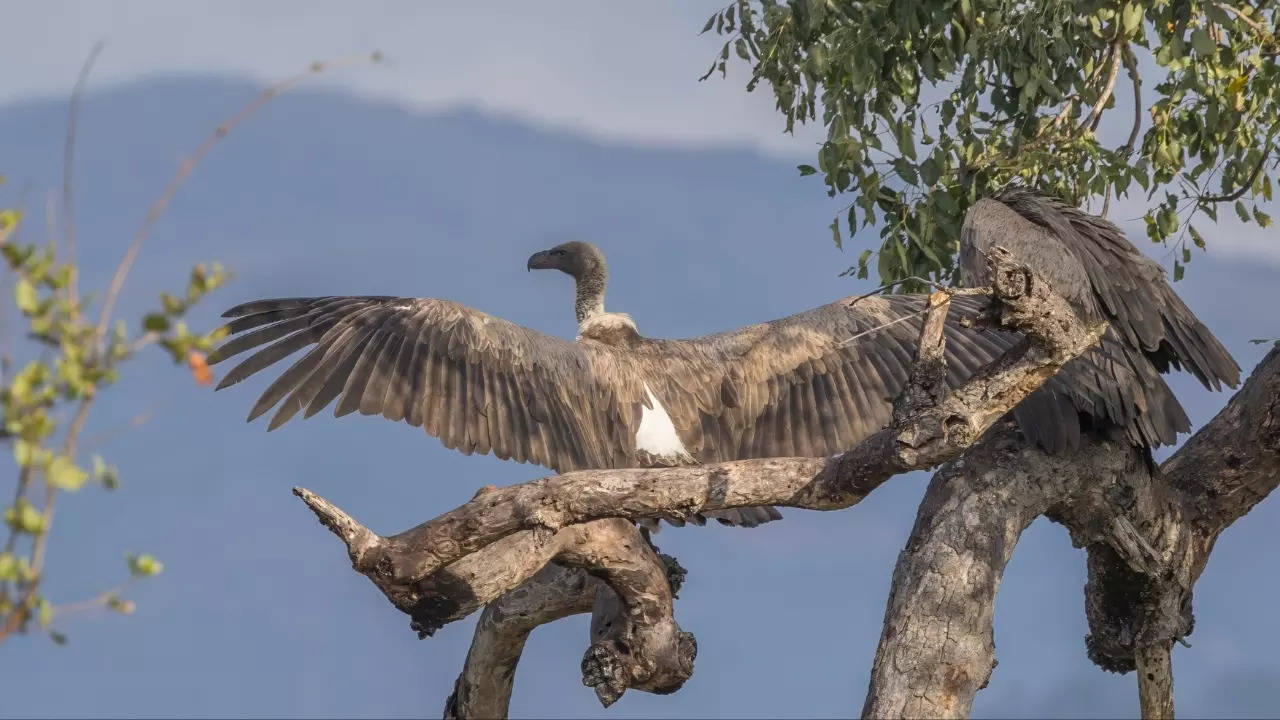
13,440,35,468
919,157,941,186
4,501,46,534
128,553,164,577
856,249,872,279
830,218,842,250
15,278,38,313
1189,225,1205,249
0,552,18,580
38,598,54,628
897,126,917,161
797,164,817,176
1190,28,1214,56
142,313,170,332
1121,3,1143,35
1235,200,1250,222
46,457,88,491
1173,260,1185,281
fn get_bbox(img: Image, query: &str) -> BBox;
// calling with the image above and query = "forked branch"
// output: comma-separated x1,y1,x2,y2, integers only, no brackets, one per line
292,247,1102,715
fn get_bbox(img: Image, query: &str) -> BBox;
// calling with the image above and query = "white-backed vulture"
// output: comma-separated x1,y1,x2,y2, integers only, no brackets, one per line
209,190,1238,527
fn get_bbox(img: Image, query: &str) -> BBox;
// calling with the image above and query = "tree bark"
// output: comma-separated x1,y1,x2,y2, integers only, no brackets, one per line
862,423,1144,718
444,564,598,719
1135,640,1175,720
864,347,1280,718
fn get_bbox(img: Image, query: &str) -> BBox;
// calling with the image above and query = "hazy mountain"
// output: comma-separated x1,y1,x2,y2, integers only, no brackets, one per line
0,78,1275,718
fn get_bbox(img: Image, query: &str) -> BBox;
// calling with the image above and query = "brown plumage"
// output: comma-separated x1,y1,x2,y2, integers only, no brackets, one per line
211,192,1237,527
961,189,1239,451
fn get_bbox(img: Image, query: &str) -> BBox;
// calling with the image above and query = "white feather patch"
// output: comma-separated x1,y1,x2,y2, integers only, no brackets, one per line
634,383,691,461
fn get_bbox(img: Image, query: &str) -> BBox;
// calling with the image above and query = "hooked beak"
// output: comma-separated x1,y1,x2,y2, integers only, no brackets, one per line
526,250,553,272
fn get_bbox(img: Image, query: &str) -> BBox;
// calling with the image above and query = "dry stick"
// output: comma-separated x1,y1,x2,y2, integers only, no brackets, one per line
92,51,383,354
1104,45,1144,218
5,50,382,646
25,43,107,590
61,40,105,310
1082,37,1126,134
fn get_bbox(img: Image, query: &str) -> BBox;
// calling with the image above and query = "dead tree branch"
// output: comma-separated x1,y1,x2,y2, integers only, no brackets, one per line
291,247,1103,714
444,564,599,719
295,250,1103,592
863,346,1280,719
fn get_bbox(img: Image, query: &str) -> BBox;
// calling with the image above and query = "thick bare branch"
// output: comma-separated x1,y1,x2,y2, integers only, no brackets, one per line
444,565,598,720
292,248,1109,719
862,423,1143,719
1136,640,1175,720
295,486,694,712
864,347,1280,718
1163,345,1280,532
295,250,1104,591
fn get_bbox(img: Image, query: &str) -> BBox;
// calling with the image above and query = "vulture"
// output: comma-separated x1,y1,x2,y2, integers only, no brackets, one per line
209,189,1237,527
961,189,1239,450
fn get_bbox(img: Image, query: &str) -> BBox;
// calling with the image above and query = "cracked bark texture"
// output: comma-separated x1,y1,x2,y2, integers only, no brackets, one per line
444,564,598,719
864,346,1280,719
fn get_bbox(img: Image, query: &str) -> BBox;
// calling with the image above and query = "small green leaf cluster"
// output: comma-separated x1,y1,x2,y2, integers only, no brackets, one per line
143,262,231,363
0,185,223,644
703,1,1279,288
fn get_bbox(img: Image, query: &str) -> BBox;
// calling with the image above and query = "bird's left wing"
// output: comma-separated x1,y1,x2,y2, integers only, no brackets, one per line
209,296,648,473
633,292,1022,463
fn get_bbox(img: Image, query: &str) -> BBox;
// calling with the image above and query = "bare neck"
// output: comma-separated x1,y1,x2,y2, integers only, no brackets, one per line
575,267,606,325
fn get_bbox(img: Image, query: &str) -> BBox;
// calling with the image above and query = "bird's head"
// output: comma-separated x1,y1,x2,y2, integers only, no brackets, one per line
526,241,606,280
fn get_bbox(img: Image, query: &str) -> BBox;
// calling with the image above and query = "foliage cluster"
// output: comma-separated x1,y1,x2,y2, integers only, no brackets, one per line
702,0,1279,286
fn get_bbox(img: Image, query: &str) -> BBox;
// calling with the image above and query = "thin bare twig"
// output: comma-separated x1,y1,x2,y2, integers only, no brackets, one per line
93,51,383,354
1081,38,1125,134
62,40,105,312
1197,124,1278,203
1215,2,1270,35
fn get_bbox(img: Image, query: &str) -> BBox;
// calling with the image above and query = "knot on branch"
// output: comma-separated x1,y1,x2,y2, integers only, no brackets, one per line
582,624,697,707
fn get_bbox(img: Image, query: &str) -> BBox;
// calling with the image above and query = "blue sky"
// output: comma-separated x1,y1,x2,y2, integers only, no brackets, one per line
1,4,1278,718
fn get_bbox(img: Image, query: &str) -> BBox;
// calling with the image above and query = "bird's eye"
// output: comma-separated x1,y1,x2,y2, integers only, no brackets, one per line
552,249,566,256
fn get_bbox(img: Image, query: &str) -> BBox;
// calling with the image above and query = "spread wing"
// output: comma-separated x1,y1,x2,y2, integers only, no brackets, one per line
212,284,1131,475
210,296,646,473
637,293,1019,462
211,293,1050,471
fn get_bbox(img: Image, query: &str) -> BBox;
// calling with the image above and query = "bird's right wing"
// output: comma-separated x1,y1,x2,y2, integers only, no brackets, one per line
209,296,649,473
